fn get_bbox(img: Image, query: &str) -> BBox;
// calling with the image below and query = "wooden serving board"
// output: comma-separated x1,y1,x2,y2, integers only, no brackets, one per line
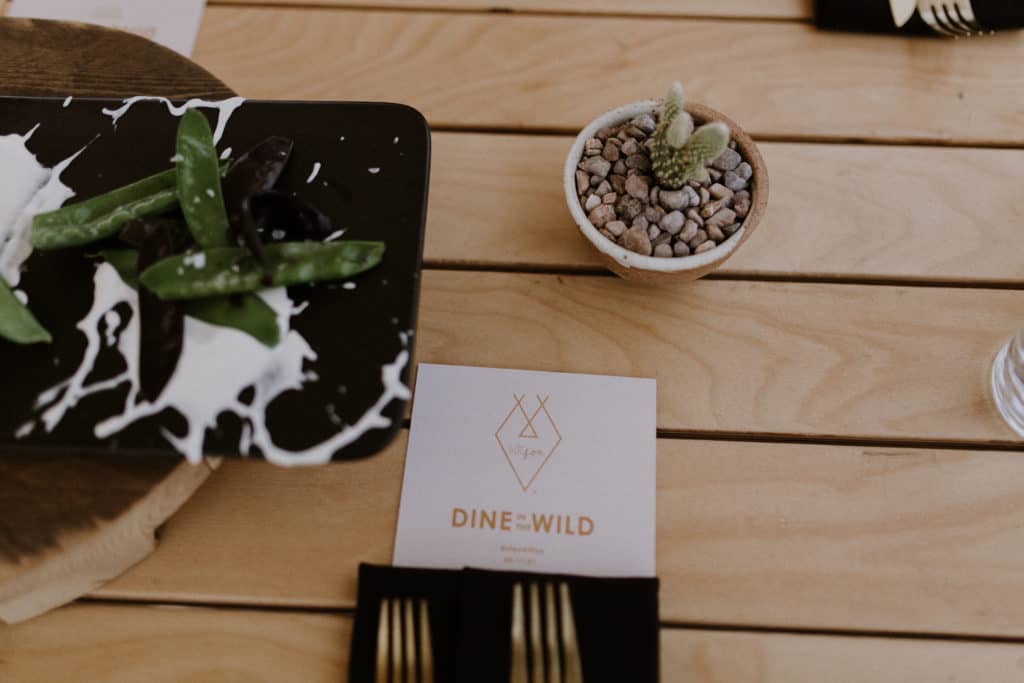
0,18,228,624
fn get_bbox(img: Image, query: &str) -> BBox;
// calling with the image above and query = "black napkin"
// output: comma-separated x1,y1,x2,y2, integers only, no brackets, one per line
815,0,1024,34
456,568,660,683
349,564,462,683
350,565,660,682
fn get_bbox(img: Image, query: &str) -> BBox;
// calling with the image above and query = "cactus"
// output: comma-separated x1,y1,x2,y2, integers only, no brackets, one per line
650,82,731,189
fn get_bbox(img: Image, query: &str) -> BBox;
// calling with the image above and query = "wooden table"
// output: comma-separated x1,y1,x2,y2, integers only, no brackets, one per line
3,2,1024,680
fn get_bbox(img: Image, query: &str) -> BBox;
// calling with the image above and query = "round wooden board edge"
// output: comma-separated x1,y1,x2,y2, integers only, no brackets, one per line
0,459,217,624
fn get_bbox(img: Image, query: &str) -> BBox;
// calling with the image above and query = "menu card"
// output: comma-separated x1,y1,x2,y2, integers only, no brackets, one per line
393,364,656,577
7,0,206,57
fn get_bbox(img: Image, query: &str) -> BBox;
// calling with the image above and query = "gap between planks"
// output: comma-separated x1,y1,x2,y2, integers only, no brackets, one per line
422,263,1024,292
206,0,813,22
428,124,1024,151
74,596,1024,646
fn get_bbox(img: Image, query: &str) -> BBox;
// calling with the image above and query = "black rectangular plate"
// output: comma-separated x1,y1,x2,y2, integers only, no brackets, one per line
0,97,429,462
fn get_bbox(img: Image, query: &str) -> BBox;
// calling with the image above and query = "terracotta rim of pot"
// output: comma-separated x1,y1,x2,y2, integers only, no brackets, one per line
564,100,769,282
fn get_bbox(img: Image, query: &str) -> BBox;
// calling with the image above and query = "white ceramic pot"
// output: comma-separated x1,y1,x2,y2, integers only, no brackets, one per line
564,100,769,284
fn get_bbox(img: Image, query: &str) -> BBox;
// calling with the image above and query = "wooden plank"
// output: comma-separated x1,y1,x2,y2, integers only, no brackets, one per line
426,133,1024,282
192,7,1024,145
665,629,1024,682
5,603,1024,682
0,603,347,681
413,272,1015,443
210,0,812,20
98,436,1024,637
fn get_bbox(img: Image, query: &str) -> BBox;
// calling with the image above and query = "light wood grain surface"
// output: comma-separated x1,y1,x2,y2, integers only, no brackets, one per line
427,133,1024,282
96,435,1024,638
4,603,1024,683
193,6,1024,144
4,1,1024,679
413,272,1019,444
210,0,814,19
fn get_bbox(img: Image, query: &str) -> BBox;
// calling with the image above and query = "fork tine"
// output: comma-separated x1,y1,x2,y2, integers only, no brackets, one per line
510,583,528,683
404,599,416,683
558,583,583,683
419,600,434,683
950,1,981,32
957,1,983,30
938,3,972,34
919,2,956,35
529,583,544,683
544,583,562,683
376,599,390,683
391,599,402,683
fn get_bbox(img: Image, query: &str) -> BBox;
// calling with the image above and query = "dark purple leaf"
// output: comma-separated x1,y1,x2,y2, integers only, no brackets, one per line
222,137,294,268
249,190,335,241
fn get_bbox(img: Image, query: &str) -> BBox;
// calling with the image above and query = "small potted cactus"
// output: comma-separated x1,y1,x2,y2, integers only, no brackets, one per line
564,82,768,283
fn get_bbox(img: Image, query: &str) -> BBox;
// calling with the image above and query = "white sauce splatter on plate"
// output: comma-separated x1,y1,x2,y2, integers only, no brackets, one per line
25,263,410,467
101,96,246,145
0,127,84,287
306,162,322,184
2,102,411,467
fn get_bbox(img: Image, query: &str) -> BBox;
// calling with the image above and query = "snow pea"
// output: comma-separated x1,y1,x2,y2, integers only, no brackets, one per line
99,249,140,286
176,109,231,249
0,278,50,345
31,188,178,250
185,295,280,347
139,241,385,301
32,160,231,251
100,249,280,347
33,167,176,231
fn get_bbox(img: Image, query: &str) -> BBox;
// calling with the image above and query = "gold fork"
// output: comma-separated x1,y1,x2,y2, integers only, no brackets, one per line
510,581,583,683
376,597,434,683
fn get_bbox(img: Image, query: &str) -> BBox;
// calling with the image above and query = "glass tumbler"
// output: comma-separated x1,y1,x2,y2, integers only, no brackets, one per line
992,329,1024,438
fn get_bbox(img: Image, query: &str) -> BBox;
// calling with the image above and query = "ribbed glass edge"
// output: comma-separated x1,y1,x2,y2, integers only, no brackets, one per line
991,330,1024,438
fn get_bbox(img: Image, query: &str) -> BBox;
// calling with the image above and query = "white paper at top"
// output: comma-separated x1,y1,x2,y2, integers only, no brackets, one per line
7,0,206,57
393,364,656,577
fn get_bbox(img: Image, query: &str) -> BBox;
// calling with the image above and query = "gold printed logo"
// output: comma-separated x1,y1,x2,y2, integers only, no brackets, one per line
495,394,562,492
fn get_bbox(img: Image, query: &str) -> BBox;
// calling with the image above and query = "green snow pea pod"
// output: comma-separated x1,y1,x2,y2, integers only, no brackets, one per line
31,161,231,251
185,295,280,347
99,249,280,347
33,167,176,231
0,278,51,345
139,241,385,301
31,188,178,250
176,109,231,249
99,249,141,286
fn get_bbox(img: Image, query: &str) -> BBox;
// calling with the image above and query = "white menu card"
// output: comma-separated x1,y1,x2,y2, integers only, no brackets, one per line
7,0,206,57
393,364,656,577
